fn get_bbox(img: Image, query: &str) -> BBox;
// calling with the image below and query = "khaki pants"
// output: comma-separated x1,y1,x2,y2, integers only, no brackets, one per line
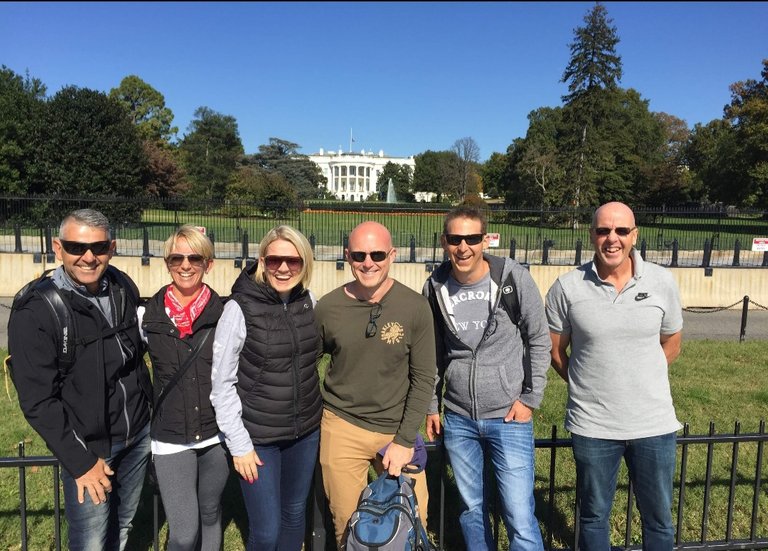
319,408,429,548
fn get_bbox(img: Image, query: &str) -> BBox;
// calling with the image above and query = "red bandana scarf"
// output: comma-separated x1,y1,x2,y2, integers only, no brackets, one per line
164,284,211,338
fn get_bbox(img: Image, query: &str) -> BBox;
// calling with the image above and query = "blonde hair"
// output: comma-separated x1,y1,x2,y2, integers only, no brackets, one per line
163,225,214,260
254,225,313,289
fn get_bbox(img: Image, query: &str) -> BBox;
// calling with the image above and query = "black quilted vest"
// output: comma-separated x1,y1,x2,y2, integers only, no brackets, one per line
230,268,322,444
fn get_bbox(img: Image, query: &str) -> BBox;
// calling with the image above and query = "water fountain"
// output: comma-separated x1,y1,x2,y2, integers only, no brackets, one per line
386,178,397,203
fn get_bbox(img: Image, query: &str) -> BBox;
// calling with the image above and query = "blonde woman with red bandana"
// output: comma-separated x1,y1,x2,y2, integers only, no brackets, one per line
139,225,228,551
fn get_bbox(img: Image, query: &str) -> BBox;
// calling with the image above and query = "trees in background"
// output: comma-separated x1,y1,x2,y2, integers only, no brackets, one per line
227,165,296,216
376,161,414,202
178,106,244,202
109,75,187,199
1,25,767,212
109,75,177,144
479,151,508,199
413,150,458,203
686,59,768,208
0,66,46,197
29,86,148,222
559,1,622,210
452,137,481,199
490,2,706,212
245,138,327,200
412,143,482,203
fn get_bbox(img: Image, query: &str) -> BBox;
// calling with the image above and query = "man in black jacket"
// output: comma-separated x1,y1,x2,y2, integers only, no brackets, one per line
9,209,152,551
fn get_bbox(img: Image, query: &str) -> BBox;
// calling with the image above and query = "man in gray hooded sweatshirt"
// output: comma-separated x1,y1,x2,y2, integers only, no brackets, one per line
423,205,550,551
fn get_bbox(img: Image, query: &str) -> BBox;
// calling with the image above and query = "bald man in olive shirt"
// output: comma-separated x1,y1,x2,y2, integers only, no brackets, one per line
315,221,436,547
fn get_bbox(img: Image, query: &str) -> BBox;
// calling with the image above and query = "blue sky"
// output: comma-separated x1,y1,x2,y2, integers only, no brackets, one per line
2,2,766,161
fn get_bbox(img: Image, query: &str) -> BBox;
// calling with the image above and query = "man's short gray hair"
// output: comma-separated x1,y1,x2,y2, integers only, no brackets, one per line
59,209,112,239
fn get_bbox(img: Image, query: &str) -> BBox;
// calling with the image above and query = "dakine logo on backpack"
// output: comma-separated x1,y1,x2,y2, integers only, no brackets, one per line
7,270,75,379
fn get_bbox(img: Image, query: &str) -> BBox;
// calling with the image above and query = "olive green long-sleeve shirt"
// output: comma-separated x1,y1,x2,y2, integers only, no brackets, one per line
315,280,436,447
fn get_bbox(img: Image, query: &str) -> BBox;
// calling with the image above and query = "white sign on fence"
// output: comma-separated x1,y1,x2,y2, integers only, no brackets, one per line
487,233,500,248
752,237,768,252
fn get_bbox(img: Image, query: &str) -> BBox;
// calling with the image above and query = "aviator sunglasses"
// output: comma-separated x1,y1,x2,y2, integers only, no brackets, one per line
593,227,636,237
366,303,383,338
444,233,485,246
166,253,208,268
59,240,112,256
348,250,390,263
263,255,303,271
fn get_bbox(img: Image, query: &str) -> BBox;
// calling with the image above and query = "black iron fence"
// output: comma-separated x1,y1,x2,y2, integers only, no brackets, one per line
2,196,768,267
2,421,766,551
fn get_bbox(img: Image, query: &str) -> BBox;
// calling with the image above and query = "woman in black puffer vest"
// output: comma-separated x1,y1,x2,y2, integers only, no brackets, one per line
210,225,322,551
141,225,229,551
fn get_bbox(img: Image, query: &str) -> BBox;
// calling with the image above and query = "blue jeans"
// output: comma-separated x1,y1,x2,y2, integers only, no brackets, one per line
61,425,151,551
443,410,543,551
571,432,677,551
239,429,319,551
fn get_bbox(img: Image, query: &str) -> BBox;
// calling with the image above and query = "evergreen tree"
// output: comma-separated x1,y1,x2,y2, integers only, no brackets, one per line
28,86,148,223
179,106,244,202
247,138,326,200
560,2,623,212
0,66,46,196
376,162,414,202
561,2,622,103
109,75,177,144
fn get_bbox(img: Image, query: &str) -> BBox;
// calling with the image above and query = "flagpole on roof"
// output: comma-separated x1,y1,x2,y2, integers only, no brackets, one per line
349,128,353,153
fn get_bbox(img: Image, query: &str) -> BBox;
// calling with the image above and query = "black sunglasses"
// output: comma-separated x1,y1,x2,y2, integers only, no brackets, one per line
593,227,636,237
166,253,207,268
366,303,383,338
444,233,485,246
263,255,303,271
349,250,389,263
59,240,112,256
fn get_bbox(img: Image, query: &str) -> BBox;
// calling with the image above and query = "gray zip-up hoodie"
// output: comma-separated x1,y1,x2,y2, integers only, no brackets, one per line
423,254,551,419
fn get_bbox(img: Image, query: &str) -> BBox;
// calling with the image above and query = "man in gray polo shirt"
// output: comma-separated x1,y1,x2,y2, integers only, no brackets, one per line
545,201,683,551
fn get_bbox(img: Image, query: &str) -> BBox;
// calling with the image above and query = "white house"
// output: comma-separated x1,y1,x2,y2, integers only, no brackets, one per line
308,148,416,202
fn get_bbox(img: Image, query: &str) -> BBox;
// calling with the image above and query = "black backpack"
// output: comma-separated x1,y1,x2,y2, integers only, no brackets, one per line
7,270,75,376
6,268,136,383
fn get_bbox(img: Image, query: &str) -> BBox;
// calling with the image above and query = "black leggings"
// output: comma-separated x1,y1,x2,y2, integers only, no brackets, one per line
154,443,229,551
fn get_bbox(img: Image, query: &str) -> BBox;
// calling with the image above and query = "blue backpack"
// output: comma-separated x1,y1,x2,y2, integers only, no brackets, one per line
346,473,429,551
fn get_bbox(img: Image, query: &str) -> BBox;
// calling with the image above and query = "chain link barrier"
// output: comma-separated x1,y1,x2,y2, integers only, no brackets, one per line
683,300,744,314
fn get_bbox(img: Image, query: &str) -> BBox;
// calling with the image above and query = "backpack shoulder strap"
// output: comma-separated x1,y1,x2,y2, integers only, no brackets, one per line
498,270,532,394
499,271,521,326
15,273,77,372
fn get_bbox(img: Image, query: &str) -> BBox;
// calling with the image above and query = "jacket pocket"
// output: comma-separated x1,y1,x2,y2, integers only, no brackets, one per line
443,359,472,409
474,364,520,415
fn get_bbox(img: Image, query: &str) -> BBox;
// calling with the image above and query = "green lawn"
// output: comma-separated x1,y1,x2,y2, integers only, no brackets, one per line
136,207,768,252
1,340,767,550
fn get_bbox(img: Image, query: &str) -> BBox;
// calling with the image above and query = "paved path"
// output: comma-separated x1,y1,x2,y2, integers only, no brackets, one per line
0,298,766,349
